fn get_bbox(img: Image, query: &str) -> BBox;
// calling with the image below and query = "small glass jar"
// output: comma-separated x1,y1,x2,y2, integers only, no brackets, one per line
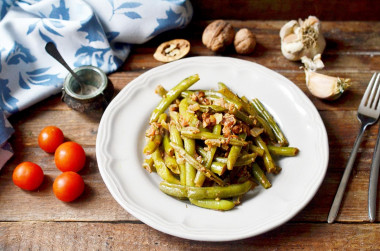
62,65,114,118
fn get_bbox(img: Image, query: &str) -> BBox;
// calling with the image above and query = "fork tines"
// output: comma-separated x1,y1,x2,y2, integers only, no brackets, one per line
362,72,380,110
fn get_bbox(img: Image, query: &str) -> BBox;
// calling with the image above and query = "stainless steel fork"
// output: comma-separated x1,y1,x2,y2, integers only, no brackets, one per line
369,82,380,222
328,72,380,223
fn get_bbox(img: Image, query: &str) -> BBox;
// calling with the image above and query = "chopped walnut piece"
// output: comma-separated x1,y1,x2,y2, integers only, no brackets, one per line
176,157,186,165
188,103,200,113
222,113,237,137
179,114,189,127
196,155,203,163
213,98,228,109
202,112,217,128
205,139,222,147
182,126,201,134
214,113,223,124
145,122,160,137
169,103,179,111
232,124,243,134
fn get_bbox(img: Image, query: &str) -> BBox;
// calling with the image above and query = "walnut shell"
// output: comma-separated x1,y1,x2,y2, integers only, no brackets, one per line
202,20,235,52
153,39,190,63
234,28,256,54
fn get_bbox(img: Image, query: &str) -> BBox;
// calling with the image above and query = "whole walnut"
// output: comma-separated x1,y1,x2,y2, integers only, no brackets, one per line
202,20,235,52
234,28,256,54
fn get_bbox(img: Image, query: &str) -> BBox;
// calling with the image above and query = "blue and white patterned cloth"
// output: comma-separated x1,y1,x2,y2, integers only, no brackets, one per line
0,0,193,169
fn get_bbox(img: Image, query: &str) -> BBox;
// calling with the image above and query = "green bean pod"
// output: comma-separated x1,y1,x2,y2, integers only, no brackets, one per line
169,123,186,185
217,82,245,110
194,124,222,187
164,154,180,174
227,133,247,170
249,144,265,157
210,162,227,176
252,163,271,189
170,142,225,186
179,98,199,127
142,158,155,173
180,130,248,147
253,135,276,173
196,146,208,160
162,133,174,156
252,98,288,146
155,85,168,97
159,181,187,199
184,138,196,186
215,153,257,167
267,145,299,156
216,85,276,142
179,98,200,186
150,74,200,123
159,180,253,199
151,148,180,185
230,107,255,126
189,198,235,211
143,134,162,155
241,96,276,141
206,125,222,168
188,180,253,199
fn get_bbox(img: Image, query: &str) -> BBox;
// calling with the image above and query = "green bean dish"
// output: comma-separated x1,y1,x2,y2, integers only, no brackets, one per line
142,74,299,211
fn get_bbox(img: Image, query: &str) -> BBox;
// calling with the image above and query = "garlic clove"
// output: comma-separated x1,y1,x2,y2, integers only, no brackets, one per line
305,69,351,100
283,40,304,54
279,20,299,40
283,33,299,43
304,16,319,26
301,54,325,71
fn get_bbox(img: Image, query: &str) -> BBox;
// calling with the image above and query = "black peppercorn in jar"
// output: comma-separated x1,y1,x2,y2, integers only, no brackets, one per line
62,65,114,118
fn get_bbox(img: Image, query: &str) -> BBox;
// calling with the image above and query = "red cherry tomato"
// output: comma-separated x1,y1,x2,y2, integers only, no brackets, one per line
12,162,44,191
54,141,86,172
38,126,64,153
53,171,84,202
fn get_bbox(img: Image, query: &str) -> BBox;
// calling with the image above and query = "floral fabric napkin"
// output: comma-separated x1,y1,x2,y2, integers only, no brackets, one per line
0,0,193,169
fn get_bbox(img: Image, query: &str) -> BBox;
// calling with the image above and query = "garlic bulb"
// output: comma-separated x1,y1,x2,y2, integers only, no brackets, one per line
280,16,326,61
304,69,351,100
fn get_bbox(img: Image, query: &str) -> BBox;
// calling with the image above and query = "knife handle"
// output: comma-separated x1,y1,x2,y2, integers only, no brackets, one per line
369,125,380,222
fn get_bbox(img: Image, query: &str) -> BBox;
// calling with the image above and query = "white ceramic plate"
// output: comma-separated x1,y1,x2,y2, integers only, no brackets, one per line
96,56,329,241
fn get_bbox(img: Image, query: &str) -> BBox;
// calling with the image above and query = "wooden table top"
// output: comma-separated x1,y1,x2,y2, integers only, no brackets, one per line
1,12,380,250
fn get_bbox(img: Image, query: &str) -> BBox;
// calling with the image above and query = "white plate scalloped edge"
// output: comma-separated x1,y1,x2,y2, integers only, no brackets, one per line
96,56,329,242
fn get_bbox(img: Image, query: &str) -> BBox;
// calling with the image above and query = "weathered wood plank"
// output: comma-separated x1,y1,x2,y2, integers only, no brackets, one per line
123,50,380,73
140,21,380,52
190,1,380,21
122,20,380,74
0,147,134,222
1,222,380,250
19,70,374,113
294,168,374,222
0,143,379,222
